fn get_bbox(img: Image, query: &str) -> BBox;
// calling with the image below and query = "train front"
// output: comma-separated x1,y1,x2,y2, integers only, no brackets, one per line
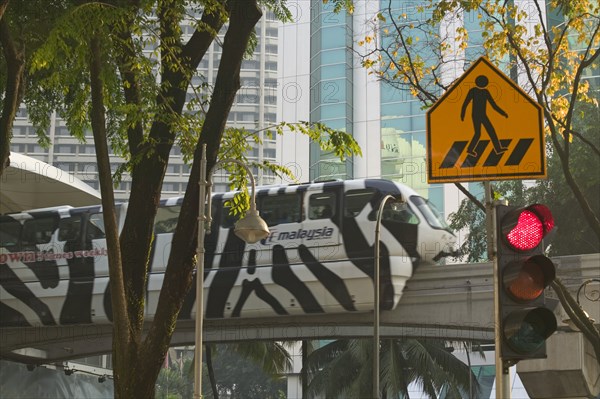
387,182,459,267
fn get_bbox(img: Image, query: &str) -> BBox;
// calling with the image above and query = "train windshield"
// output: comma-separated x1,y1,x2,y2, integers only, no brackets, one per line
410,196,449,230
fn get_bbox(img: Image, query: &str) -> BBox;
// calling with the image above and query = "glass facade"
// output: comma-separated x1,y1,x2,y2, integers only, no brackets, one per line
309,1,354,181
378,0,445,212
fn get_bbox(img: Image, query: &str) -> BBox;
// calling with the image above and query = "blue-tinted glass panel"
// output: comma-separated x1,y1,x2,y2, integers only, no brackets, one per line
411,115,426,131
382,117,411,132
317,64,346,80
320,103,347,120
413,131,426,152
321,119,346,131
381,104,404,119
427,186,444,217
320,49,347,65
381,83,407,103
319,79,346,104
321,25,347,48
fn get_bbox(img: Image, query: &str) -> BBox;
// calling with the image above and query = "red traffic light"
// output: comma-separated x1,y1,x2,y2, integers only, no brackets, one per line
503,255,556,302
501,204,554,251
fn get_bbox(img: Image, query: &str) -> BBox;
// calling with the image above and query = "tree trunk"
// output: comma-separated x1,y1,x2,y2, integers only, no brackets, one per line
88,34,135,398
0,0,9,20
302,340,308,399
144,0,263,380
0,15,25,177
106,1,260,397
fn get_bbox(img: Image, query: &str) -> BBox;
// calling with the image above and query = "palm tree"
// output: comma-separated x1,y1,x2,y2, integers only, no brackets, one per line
305,338,479,399
203,341,292,399
156,355,194,399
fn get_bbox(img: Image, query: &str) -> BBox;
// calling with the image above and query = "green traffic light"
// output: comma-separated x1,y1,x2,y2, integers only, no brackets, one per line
504,307,558,355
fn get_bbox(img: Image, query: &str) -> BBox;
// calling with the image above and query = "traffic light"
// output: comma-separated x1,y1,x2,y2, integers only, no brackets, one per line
496,204,557,362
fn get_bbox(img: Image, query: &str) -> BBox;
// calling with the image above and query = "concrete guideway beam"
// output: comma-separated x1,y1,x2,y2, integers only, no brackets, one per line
1,253,598,364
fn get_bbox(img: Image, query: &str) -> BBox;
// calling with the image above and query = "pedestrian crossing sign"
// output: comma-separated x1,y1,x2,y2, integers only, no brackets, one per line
426,57,546,183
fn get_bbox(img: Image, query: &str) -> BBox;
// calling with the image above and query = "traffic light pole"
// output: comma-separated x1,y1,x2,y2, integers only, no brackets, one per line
484,182,511,399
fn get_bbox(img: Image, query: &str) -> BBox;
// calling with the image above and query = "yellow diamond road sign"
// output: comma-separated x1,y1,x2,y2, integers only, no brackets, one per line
427,57,546,183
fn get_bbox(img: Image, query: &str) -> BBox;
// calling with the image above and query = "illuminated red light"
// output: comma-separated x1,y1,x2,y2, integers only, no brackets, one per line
506,210,544,251
529,204,555,233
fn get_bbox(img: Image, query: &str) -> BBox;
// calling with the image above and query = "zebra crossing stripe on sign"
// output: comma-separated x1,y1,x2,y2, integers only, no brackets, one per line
426,57,546,183
440,138,534,169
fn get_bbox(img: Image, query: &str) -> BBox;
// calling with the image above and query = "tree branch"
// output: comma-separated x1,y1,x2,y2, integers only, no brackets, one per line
118,0,225,340
551,278,600,362
455,183,486,212
141,0,262,380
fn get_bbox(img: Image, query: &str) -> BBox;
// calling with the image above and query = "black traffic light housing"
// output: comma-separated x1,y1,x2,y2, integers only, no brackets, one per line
496,204,558,362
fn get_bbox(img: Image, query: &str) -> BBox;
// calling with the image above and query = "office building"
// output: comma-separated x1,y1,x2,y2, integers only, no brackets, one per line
10,10,280,200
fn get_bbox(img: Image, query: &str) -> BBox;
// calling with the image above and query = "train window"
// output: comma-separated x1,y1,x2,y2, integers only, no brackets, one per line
259,194,302,226
410,196,449,230
344,189,375,217
155,206,181,234
88,213,106,239
381,201,419,224
59,217,82,241
22,217,59,245
0,218,22,249
309,192,336,220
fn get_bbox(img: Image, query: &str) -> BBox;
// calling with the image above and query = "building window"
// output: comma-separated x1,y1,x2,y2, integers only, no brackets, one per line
162,183,179,192
242,60,260,70
28,144,45,153
56,145,76,154
56,126,70,136
240,112,256,122
264,148,276,159
166,165,180,174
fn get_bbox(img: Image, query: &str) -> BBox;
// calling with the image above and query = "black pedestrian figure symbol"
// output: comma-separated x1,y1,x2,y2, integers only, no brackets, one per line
460,75,509,156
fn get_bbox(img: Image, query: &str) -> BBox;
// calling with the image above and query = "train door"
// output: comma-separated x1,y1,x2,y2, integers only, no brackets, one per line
0,212,63,327
257,189,304,265
19,213,61,288
151,203,181,274
301,187,341,260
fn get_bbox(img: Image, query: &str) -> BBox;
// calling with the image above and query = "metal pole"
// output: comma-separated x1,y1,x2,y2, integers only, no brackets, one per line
373,194,395,399
485,182,510,399
194,144,208,399
193,148,267,398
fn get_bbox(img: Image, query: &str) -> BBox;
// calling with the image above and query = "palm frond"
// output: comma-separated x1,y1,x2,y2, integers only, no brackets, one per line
306,338,480,399
226,341,292,376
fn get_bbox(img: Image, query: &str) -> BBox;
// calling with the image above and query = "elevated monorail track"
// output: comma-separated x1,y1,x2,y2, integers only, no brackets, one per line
1,253,597,365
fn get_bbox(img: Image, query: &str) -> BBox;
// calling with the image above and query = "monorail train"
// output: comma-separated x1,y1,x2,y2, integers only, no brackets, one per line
0,179,458,327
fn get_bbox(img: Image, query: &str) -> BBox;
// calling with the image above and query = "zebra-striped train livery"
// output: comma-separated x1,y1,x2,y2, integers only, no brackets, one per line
0,179,458,327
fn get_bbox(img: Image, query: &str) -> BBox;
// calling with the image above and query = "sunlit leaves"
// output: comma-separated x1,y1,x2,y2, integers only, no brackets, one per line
359,0,599,138
212,119,360,216
358,0,599,249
